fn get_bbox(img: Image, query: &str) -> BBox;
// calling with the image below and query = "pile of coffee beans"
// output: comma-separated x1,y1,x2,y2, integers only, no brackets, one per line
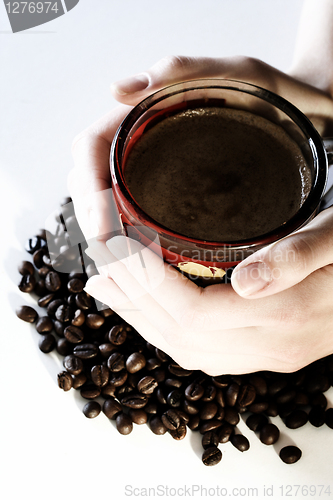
16,197,333,466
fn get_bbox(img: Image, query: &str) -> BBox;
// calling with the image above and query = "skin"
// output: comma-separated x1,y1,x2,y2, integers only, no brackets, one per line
68,0,333,375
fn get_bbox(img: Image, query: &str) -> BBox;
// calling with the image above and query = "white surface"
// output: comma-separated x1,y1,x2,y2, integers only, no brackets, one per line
1,1,333,499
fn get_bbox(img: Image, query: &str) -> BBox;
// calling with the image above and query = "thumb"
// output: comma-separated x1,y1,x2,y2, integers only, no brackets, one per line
110,55,232,105
231,208,333,298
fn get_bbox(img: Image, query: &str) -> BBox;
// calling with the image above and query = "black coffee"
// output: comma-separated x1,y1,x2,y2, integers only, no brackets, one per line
125,107,311,241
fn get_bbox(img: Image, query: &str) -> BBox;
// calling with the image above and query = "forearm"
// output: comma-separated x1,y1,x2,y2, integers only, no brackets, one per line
290,0,333,97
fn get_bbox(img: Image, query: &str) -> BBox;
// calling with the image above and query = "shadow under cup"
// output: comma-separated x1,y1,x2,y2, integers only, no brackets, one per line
110,79,328,283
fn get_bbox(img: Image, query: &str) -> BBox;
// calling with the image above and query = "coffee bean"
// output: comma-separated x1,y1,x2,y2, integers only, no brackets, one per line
161,410,180,430
165,378,182,389
109,325,127,345
73,343,98,359
279,446,302,464
246,414,268,432
268,377,288,397
200,419,223,434
202,431,219,449
18,260,34,276
325,408,333,429
149,416,168,435
45,271,61,292
72,372,87,390
309,406,326,427
116,413,133,435
107,352,125,372
80,384,101,399
187,414,200,431
75,292,93,310
64,326,84,344
211,375,230,388
137,376,158,395
63,354,84,376
285,410,308,429
35,316,53,334
82,401,101,418
200,402,218,420
103,398,122,419
55,304,73,323
33,279,47,296
57,371,73,391
101,383,116,398
86,313,105,330
91,365,109,387
237,384,256,407
247,401,269,414
185,382,204,401
260,423,280,445
167,389,182,408
169,421,187,440
67,278,84,294
201,384,217,402
47,299,64,317
37,293,55,308
182,399,199,415
56,338,72,356
109,370,128,387
120,393,148,409
38,333,56,353
248,375,267,397
33,249,47,269
265,401,278,417
168,363,192,377
310,392,327,409
224,407,240,426
226,383,240,407
18,274,36,293
217,423,234,443
16,305,38,323
231,434,250,452
276,389,296,405
126,352,146,373
99,343,117,358
129,409,148,425
202,446,222,466
25,235,43,254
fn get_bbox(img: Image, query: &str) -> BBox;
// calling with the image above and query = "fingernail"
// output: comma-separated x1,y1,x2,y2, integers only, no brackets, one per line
232,262,272,296
111,73,150,95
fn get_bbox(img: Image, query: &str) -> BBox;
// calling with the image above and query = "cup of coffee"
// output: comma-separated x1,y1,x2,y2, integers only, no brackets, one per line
110,79,333,282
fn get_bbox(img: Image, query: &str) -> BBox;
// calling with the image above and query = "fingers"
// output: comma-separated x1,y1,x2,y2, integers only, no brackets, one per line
68,105,131,241
231,207,333,298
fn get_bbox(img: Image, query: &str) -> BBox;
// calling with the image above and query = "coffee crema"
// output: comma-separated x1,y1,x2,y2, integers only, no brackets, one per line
124,107,311,242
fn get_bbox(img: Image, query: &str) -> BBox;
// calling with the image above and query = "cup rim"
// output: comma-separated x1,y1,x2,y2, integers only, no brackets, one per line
111,78,328,251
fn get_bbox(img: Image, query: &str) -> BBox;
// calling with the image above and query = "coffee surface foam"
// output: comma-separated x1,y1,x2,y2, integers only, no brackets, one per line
125,107,311,242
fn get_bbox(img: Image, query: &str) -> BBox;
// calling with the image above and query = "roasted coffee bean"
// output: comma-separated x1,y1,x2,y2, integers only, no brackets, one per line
200,402,218,420
201,385,217,402
54,320,65,337
177,410,190,424
82,401,101,418
226,383,240,407
224,407,240,426
152,368,166,383
185,382,204,401
212,375,230,388
38,266,50,278
107,352,125,372
86,313,105,330
248,401,270,414
126,352,146,373
33,248,47,268
200,419,223,434
116,413,133,435
237,384,256,407
38,333,56,353
33,279,47,297
101,383,116,398
121,393,148,409
202,431,219,449
35,316,53,334
129,409,148,425
294,391,309,406
47,299,64,317
265,401,278,417
55,304,73,323
146,358,162,371
305,373,330,394
73,343,98,359
278,402,297,419
169,421,187,440
71,309,85,327
149,416,168,435
99,343,117,358
56,338,72,356
80,384,101,399
37,293,55,308
45,271,61,292
168,363,192,377
325,408,333,429
91,365,109,387
310,392,327,409
67,278,84,294
75,292,93,310
187,414,200,431
279,446,302,464
63,354,84,376
57,371,73,391
64,326,84,344
109,369,128,387
246,414,268,432
103,398,122,419
25,235,43,254
167,389,182,408
109,325,127,345
260,423,280,445
155,348,169,362
231,434,250,452
182,399,199,415
99,307,114,318
309,406,326,427
165,378,182,389
268,378,288,397
217,423,234,443
137,376,158,395
161,410,180,430
202,446,222,466
276,389,296,405
16,305,38,323
18,260,34,276
18,274,36,293
285,410,308,429
72,372,87,390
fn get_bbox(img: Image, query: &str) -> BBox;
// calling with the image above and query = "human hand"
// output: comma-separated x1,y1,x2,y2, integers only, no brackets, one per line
69,55,333,375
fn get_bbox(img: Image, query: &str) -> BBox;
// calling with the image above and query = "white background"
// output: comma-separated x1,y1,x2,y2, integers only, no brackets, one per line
1,1,333,499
